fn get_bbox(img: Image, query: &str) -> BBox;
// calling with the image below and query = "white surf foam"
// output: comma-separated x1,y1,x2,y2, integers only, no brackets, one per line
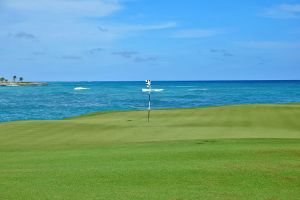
142,88,164,92
74,87,90,90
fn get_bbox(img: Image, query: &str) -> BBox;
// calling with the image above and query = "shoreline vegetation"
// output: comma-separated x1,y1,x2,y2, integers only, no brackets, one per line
0,75,47,86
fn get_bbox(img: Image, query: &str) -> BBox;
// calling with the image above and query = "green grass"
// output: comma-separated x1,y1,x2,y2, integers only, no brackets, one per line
0,104,300,199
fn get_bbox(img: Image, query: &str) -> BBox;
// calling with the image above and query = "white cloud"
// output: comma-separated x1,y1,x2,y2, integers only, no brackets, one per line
238,41,300,49
1,0,177,42
0,0,177,55
263,4,300,19
0,0,122,43
133,22,178,31
172,29,221,38
104,22,177,32
91,22,177,39
3,0,121,17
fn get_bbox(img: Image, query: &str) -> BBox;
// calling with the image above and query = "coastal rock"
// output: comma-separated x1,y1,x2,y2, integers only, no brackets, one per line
0,82,48,86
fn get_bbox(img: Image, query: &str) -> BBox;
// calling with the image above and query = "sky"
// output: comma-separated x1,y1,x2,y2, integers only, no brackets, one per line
0,0,300,81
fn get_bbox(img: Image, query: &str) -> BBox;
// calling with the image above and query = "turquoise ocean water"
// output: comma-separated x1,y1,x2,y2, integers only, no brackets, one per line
0,81,300,122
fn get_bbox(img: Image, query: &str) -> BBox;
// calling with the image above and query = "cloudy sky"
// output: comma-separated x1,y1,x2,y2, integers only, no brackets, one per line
0,0,300,81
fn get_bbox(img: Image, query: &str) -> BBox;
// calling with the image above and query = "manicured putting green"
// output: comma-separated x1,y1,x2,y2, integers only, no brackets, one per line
0,104,300,199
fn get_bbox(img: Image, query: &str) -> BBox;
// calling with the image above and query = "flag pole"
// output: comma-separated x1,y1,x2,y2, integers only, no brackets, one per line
148,87,151,123
145,80,151,123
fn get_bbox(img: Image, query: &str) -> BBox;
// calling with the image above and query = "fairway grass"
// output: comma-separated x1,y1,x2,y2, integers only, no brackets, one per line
0,104,300,199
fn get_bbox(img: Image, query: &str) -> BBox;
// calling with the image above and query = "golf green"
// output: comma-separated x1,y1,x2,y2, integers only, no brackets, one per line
0,104,300,199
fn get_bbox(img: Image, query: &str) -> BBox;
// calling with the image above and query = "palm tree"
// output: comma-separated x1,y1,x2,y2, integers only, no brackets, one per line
19,77,23,82
0,77,5,82
13,75,17,82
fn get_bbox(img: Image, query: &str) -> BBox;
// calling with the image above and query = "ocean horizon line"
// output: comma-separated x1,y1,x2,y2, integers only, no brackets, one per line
26,79,300,82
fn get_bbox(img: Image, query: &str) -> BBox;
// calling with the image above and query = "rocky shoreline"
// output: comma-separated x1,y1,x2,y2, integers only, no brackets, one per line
0,82,48,86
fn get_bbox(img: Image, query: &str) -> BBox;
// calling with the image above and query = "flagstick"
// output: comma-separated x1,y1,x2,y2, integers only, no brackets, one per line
148,90,151,123
145,80,151,123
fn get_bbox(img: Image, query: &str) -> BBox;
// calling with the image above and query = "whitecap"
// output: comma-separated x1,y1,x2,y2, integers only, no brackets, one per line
142,88,164,92
74,87,90,90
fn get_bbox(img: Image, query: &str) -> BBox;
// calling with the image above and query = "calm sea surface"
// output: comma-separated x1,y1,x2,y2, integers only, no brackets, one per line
0,81,300,122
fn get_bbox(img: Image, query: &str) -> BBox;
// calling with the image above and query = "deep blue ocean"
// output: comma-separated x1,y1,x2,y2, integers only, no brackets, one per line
1,81,300,122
